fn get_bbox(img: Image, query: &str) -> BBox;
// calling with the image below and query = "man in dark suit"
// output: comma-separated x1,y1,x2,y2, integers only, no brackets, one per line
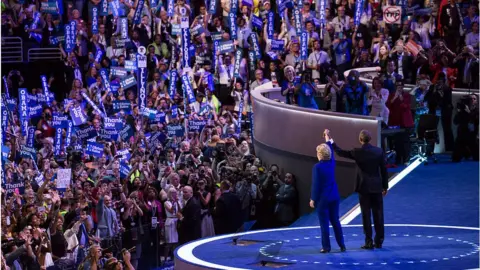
327,129,388,249
177,186,202,244
390,41,416,84
382,60,403,93
214,180,243,235
424,72,454,151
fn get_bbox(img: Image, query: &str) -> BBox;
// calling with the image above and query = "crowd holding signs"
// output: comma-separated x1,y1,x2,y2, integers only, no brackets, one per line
1,0,479,268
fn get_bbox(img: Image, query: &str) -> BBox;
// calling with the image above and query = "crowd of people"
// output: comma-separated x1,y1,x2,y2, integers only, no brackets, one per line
0,0,478,268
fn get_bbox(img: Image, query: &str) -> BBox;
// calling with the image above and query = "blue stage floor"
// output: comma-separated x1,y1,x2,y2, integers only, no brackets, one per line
175,157,480,269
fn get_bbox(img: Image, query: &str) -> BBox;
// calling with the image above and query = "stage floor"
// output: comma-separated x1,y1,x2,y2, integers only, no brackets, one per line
175,157,480,269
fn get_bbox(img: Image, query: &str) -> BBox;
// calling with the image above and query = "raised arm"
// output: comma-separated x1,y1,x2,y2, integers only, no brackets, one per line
324,129,355,160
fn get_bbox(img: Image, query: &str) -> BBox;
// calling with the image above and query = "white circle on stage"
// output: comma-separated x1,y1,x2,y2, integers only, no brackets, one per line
175,224,480,270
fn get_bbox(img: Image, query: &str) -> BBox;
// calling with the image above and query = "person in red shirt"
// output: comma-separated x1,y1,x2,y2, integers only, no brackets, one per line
387,80,415,165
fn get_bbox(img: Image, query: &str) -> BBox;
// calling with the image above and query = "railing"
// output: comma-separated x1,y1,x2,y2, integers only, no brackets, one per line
1,37,23,63
28,47,63,62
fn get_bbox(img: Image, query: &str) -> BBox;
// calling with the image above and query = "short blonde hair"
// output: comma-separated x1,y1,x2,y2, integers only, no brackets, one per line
316,144,331,161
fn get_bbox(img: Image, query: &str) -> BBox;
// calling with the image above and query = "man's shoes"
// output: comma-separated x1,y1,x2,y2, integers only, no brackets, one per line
361,244,374,250
320,249,330,253
340,247,347,252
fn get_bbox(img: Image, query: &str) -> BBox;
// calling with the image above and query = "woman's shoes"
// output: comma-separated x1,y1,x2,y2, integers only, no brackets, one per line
320,249,330,253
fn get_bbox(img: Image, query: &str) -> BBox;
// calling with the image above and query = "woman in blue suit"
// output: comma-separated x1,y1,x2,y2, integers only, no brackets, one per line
310,133,346,253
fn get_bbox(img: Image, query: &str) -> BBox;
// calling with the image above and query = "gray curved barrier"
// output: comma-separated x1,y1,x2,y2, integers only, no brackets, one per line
251,87,382,215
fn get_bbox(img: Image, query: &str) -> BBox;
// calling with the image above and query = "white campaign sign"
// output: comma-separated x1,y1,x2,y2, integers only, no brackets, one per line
56,169,72,189
383,6,402,24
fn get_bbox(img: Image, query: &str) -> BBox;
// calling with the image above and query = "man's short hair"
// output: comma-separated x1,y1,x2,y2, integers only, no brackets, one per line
220,180,231,190
359,130,371,144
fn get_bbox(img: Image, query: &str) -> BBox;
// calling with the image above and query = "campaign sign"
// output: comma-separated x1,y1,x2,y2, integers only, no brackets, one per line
75,126,98,141
111,67,128,77
104,117,123,130
171,105,178,118
133,0,145,24
169,70,178,98
229,12,237,39
100,0,109,15
91,7,99,34
116,148,131,161
137,53,148,113
251,15,263,30
99,128,119,141
40,75,52,106
1,107,8,134
4,182,25,197
1,145,10,161
181,75,196,103
171,24,181,36
52,114,69,128
99,68,112,92
218,40,235,54
6,98,16,111
188,120,207,132
119,161,131,179
81,92,105,118
271,39,285,51
26,127,35,147
64,20,77,53
300,31,308,60
319,0,327,25
242,0,253,7
20,145,36,161
54,127,63,156
294,7,302,36
250,33,262,59
86,141,104,157
209,0,217,14
148,131,167,149
383,6,402,24
65,121,73,149
167,124,185,137
119,75,137,90
211,32,223,41
267,12,274,39
113,100,132,113
18,88,29,137
69,106,88,126
181,28,191,67
150,111,166,123
29,104,43,118
191,24,205,36
124,60,137,71
110,0,120,17
110,80,120,93
56,169,72,190
167,0,174,16
119,124,134,141
355,0,365,26
142,108,157,119
233,49,243,78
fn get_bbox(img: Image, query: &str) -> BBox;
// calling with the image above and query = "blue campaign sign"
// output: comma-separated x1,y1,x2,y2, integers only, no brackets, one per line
167,124,185,137
29,104,43,118
188,120,207,132
271,39,285,51
218,40,235,54
116,148,131,161
104,117,123,130
86,141,104,157
124,60,138,71
119,124,134,141
99,128,119,141
113,100,132,113
149,111,166,123
74,126,98,141
148,131,167,146
2,145,10,162
69,106,88,126
119,75,137,90
20,145,36,162
52,114,69,128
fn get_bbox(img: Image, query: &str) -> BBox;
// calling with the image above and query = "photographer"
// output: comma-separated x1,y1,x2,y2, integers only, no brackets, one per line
453,46,479,89
235,172,258,222
452,94,479,162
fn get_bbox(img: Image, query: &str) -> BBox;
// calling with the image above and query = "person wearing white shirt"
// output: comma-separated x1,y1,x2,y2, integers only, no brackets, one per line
465,22,479,54
307,40,331,80
331,6,351,33
410,15,435,49
367,77,390,125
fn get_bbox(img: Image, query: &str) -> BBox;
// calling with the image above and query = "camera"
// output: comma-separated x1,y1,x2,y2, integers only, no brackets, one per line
457,95,472,111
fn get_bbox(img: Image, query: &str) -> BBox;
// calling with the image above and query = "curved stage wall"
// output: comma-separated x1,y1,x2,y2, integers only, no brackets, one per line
250,87,382,215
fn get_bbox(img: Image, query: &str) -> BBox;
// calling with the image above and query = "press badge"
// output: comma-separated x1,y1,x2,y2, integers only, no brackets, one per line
152,217,158,229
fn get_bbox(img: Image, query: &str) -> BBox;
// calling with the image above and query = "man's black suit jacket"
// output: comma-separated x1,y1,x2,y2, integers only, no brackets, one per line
332,142,388,194
178,197,202,244
391,52,415,84
214,191,243,235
